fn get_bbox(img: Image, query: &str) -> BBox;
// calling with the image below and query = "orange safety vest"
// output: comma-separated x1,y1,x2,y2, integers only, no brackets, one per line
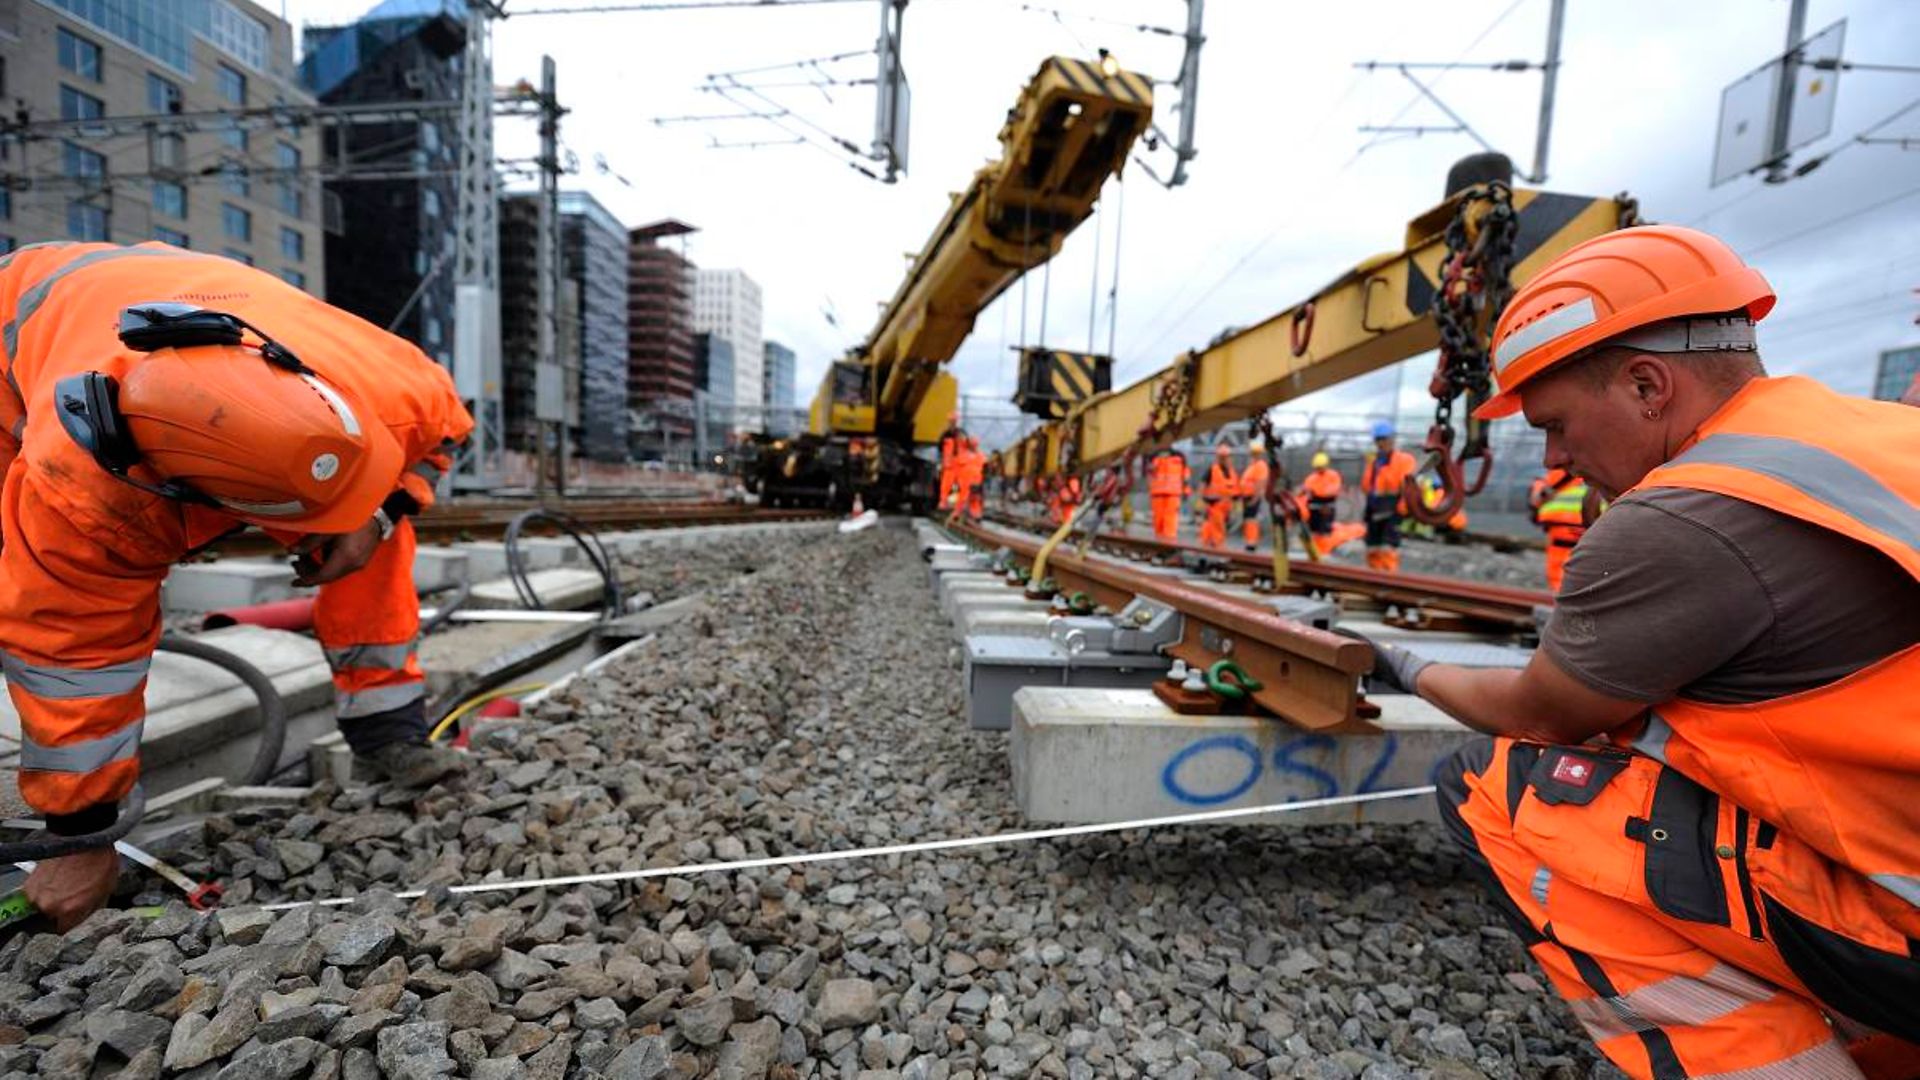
1614,376,1920,929
1239,458,1271,501
0,242,471,817
1203,459,1239,501
1148,454,1189,497
1300,467,1341,504
1363,449,1418,497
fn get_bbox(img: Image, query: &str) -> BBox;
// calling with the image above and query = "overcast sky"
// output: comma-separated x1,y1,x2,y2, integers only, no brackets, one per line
290,0,1920,434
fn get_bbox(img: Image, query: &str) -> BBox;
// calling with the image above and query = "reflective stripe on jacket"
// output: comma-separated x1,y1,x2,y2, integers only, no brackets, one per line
1148,455,1189,497
0,242,470,817
1616,376,1920,925
1533,473,1591,528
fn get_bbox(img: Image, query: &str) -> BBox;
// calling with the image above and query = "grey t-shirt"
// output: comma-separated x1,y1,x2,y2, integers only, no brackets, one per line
1542,487,1920,705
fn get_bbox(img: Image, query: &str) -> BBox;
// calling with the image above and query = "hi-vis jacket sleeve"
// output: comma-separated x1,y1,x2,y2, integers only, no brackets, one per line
390,359,473,514
0,469,168,828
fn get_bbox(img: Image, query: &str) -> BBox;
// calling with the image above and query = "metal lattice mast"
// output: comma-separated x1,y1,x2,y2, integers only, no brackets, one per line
453,0,504,488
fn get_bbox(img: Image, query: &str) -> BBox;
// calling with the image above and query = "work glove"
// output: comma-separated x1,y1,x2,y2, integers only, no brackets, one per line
1334,627,1432,694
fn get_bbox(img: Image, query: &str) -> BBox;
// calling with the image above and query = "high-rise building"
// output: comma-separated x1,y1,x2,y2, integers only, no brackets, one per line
300,0,464,363
0,0,323,289
693,332,735,408
628,219,698,456
1875,346,1920,403
689,268,762,430
497,192,629,461
763,339,796,435
561,192,630,461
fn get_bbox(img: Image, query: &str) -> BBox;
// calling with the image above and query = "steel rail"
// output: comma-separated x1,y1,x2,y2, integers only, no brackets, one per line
952,519,1378,733
984,510,1548,630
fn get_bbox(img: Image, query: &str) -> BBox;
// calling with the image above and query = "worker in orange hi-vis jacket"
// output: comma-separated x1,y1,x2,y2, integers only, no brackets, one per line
1237,440,1272,551
1147,449,1189,541
936,412,966,509
1198,443,1238,548
1529,467,1600,592
1361,421,1419,571
1297,451,1345,555
0,241,476,930
949,435,985,521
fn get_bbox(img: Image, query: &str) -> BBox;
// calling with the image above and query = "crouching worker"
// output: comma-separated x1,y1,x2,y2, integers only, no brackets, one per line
0,242,475,928
1350,226,1920,1078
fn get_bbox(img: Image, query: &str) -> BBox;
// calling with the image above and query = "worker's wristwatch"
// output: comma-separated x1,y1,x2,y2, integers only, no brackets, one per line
371,506,397,542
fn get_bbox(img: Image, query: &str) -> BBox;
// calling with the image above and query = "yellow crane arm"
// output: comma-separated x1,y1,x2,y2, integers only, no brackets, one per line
1002,186,1634,477
812,55,1154,443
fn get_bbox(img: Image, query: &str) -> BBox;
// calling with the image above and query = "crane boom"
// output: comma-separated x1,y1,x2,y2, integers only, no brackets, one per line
811,55,1154,445
1001,184,1634,478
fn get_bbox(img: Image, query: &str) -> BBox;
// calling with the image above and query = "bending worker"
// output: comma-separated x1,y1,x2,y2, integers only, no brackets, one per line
1148,448,1189,541
1199,442,1238,549
947,435,984,522
0,242,475,929
1298,452,1343,556
1238,439,1271,552
1361,421,1417,571
1528,467,1596,592
1354,226,1920,1078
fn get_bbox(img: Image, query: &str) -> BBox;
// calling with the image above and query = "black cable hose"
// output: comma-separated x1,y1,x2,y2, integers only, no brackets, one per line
0,782,145,863
419,578,473,637
157,633,287,787
502,509,623,617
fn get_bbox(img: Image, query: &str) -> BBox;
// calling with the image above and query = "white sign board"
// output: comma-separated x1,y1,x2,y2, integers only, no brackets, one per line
1711,19,1845,187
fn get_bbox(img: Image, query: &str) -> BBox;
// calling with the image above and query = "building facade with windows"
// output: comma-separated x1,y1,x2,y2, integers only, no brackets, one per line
689,267,762,433
559,191,630,462
628,219,699,457
0,0,323,289
300,0,464,365
763,338,796,433
1875,345,1920,403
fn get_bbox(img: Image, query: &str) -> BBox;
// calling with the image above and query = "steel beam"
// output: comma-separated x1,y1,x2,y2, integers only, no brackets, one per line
954,521,1375,733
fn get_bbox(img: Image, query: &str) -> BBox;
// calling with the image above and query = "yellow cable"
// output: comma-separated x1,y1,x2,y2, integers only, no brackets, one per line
427,682,546,743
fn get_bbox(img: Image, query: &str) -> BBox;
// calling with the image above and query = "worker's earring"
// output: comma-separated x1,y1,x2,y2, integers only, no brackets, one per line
1643,409,1660,420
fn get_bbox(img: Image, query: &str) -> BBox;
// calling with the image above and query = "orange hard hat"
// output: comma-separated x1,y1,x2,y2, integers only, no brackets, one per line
119,344,401,533
1476,225,1775,420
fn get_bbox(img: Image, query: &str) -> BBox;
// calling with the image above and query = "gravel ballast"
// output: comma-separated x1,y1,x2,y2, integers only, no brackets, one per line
1,522,1617,1079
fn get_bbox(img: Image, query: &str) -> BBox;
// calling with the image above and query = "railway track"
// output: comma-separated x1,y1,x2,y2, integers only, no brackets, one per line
207,498,828,555
975,509,1550,631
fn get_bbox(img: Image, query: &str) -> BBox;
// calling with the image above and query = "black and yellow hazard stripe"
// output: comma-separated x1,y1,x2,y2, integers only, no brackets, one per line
1048,57,1154,110
1050,349,1101,403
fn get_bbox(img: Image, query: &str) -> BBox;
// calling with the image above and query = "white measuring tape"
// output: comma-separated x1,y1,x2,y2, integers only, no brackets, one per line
257,785,1437,912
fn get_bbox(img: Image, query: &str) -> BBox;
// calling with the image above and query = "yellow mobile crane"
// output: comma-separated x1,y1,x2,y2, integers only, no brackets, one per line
998,155,1639,577
749,55,1153,511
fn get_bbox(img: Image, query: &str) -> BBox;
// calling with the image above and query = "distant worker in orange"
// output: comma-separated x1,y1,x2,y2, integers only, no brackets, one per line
1147,448,1189,541
948,435,985,522
0,242,474,930
1198,442,1238,548
1528,467,1596,592
1048,474,1082,525
936,411,967,509
1237,439,1271,551
1297,451,1344,555
1361,421,1418,571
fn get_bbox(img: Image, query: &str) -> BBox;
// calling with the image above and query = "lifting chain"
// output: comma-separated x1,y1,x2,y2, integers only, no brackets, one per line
1406,180,1516,526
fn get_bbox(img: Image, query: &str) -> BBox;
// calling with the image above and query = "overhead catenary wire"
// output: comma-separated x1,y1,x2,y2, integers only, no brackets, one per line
255,785,1439,911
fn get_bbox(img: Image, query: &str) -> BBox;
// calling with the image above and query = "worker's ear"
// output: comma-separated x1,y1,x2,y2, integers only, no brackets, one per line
1622,353,1676,414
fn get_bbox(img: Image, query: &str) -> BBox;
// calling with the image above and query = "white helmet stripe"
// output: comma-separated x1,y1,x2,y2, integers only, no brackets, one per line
1494,297,1597,375
300,374,363,437
218,497,306,516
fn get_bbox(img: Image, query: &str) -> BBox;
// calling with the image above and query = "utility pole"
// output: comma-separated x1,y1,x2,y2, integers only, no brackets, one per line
1528,0,1566,183
1764,0,1811,183
872,0,909,182
454,0,505,490
1166,0,1205,187
533,55,568,500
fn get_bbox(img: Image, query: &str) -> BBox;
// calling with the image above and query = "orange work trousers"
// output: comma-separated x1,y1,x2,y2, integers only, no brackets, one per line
1241,499,1263,550
1438,738,1920,1080
313,519,427,754
1545,525,1582,592
1200,498,1232,548
1151,496,1181,540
